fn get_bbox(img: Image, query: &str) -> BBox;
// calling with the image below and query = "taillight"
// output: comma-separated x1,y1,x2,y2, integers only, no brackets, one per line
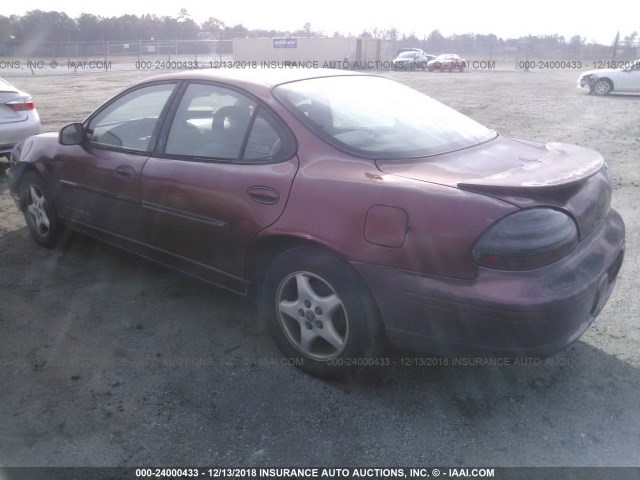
472,208,578,270
6,98,35,112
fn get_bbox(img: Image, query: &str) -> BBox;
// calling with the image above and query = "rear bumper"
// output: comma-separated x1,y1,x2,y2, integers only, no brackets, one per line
0,113,41,155
354,208,625,357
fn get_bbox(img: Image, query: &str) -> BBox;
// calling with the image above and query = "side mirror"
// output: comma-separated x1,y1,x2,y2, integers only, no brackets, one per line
59,123,84,146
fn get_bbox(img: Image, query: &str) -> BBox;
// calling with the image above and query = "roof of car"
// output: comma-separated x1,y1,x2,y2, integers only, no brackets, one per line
137,68,367,90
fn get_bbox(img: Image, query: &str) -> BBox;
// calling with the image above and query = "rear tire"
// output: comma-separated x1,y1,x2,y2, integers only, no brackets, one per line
19,172,60,248
260,246,385,379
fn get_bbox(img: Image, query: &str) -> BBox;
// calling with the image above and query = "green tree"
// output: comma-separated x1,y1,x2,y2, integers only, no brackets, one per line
427,29,445,51
76,13,101,41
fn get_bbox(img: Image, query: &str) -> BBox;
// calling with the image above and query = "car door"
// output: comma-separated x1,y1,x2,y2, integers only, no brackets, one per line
54,82,178,241
140,82,299,292
615,63,640,92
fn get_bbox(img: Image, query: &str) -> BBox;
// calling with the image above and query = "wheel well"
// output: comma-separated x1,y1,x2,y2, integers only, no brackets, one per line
247,236,347,293
597,77,614,88
12,163,40,206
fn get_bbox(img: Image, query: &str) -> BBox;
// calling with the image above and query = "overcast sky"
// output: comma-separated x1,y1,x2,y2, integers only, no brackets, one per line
5,0,640,44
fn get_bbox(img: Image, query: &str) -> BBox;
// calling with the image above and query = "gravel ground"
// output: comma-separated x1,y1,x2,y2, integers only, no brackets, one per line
0,68,638,468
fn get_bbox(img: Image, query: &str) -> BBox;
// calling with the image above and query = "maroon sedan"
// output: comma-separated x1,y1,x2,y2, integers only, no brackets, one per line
427,53,467,71
7,69,625,378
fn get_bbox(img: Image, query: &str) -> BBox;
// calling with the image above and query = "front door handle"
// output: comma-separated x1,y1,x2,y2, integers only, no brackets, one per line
115,165,136,181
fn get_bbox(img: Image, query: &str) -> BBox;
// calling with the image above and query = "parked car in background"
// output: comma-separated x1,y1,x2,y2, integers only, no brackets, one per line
427,54,467,72
7,69,625,379
577,60,640,95
392,50,435,70
395,47,434,58
0,77,41,157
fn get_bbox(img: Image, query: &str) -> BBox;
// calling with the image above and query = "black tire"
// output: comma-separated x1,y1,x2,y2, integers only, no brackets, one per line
19,172,60,248
593,78,613,95
260,246,385,379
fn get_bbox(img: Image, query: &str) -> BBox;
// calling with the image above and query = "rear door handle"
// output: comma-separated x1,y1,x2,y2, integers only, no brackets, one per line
247,186,280,205
115,165,136,181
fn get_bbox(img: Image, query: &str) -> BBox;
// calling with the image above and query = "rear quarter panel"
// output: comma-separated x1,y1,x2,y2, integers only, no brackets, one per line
261,138,518,280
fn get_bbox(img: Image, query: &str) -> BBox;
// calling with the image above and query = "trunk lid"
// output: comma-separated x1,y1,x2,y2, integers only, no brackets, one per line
376,137,611,239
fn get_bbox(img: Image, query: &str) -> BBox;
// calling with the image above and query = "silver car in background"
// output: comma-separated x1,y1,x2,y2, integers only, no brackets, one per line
392,50,435,70
0,78,41,156
577,60,640,95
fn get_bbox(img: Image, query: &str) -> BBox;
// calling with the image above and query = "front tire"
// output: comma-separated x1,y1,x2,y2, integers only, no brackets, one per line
260,246,385,379
593,78,612,95
19,172,60,248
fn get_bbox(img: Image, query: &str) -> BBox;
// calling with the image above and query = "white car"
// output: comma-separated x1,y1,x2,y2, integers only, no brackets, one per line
577,60,640,95
0,77,41,156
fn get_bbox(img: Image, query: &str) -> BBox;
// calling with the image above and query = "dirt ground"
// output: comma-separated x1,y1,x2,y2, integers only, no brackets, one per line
0,68,639,468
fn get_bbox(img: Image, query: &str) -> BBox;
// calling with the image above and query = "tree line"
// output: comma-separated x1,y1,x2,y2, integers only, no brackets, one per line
0,9,637,59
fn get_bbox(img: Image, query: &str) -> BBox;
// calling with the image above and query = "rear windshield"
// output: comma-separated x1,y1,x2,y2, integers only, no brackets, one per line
273,75,496,159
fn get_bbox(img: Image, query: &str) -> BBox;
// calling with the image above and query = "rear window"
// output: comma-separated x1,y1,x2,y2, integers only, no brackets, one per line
273,75,496,159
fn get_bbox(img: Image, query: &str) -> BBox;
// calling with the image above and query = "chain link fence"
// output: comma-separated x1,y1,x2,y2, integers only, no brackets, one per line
0,38,637,76
0,39,233,75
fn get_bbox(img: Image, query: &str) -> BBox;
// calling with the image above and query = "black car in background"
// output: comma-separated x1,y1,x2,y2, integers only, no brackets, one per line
392,49,436,70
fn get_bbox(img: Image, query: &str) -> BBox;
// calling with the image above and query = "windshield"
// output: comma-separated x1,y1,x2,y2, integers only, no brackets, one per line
398,52,417,58
274,75,496,159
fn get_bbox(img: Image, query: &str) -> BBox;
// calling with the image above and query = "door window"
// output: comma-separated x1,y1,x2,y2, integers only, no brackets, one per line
165,83,295,162
86,83,175,152
242,109,290,162
166,83,255,159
